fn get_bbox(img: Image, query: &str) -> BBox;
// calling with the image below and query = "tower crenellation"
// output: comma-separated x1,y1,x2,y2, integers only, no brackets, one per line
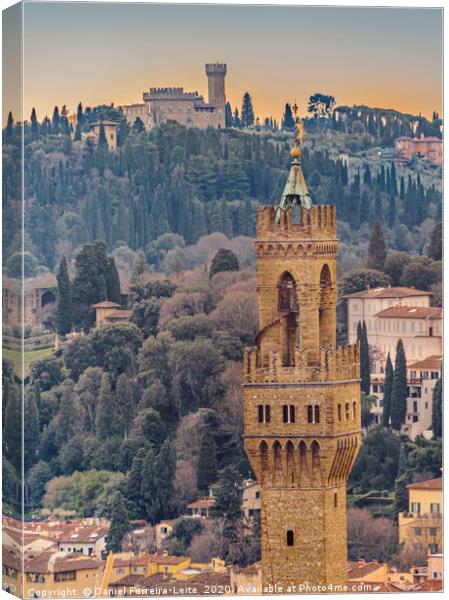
243,112,361,590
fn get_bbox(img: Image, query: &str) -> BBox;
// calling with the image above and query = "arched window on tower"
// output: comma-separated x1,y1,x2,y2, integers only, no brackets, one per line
286,530,295,546
278,272,299,366
319,265,334,349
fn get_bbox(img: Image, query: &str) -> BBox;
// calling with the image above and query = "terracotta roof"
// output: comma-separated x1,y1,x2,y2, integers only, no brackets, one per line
408,356,442,371
187,498,215,510
375,306,442,319
2,547,21,571
91,300,121,309
348,581,406,593
56,524,109,543
413,579,443,592
113,553,188,568
109,574,147,587
25,552,103,574
407,477,442,491
347,561,384,579
345,287,431,299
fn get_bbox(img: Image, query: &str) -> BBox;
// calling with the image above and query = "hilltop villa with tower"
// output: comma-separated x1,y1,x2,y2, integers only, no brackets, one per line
123,63,227,129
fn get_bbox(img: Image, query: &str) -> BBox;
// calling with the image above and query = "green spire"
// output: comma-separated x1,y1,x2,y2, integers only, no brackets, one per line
276,104,312,222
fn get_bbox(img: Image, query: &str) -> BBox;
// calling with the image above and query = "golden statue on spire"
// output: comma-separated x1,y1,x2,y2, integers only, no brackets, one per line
291,101,304,159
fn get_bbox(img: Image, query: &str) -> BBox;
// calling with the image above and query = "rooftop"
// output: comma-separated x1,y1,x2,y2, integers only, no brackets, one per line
408,355,442,371
407,477,442,491
345,286,431,299
91,300,121,309
375,306,442,319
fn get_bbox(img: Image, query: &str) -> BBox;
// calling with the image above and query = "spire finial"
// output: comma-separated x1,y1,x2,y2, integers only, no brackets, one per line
291,102,303,159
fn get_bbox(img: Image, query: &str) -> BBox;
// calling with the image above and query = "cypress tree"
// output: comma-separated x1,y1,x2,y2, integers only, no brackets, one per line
387,195,396,227
241,92,255,128
363,165,372,186
427,222,442,261
106,257,121,304
124,447,147,517
31,108,38,138
141,448,156,522
133,117,145,133
382,353,394,428
106,491,129,552
74,123,82,141
233,108,241,128
366,221,387,270
209,248,239,279
358,321,371,395
282,103,295,131
52,106,60,133
5,111,14,141
197,425,218,492
55,256,72,336
24,393,40,471
431,378,442,438
98,122,108,147
77,102,84,126
393,442,409,517
391,339,407,431
225,102,233,127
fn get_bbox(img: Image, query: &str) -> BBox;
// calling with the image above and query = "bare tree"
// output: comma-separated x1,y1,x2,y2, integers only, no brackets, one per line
347,507,398,562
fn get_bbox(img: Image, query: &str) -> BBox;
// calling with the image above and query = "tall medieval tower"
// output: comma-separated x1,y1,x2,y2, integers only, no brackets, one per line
205,63,226,127
243,114,361,590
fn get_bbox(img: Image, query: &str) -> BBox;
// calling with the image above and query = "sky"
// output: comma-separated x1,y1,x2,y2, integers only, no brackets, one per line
3,2,443,123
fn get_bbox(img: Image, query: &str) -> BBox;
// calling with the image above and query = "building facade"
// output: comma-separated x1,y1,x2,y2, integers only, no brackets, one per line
395,135,443,164
398,478,442,555
123,63,226,130
243,124,361,589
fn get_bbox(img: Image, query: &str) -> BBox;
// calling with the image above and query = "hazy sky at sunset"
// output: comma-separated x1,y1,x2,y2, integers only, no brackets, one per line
4,2,443,122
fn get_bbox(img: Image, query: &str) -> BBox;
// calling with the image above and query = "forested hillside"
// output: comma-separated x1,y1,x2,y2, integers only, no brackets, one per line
2,109,442,278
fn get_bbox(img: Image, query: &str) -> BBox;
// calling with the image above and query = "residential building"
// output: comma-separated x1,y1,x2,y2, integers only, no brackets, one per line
369,354,441,437
155,520,176,549
55,524,109,557
89,120,119,149
398,478,442,555
122,63,226,130
427,553,443,581
186,498,215,518
395,135,443,164
23,552,104,598
346,286,437,373
92,300,132,327
241,480,261,524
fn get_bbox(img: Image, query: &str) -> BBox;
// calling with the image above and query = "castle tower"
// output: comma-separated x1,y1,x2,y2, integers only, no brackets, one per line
205,63,226,127
243,112,361,591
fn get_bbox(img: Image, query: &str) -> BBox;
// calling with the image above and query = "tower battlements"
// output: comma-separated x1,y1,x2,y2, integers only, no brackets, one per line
243,342,360,384
205,62,227,76
257,205,337,240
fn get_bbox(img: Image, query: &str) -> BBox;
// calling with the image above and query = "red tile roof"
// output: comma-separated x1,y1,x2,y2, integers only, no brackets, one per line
187,498,215,510
347,561,385,579
56,524,109,543
408,356,442,371
345,287,431,299
407,477,442,491
91,301,121,309
375,306,442,319
24,552,103,574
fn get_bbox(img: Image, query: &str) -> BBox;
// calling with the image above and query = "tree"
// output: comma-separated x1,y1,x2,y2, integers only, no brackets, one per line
427,222,442,261
197,425,218,492
213,465,242,520
106,491,130,552
31,108,38,138
169,518,204,555
400,258,440,290
77,102,84,126
209,248,239,279
339,269,391,296
5,111,14,141
431,378,442,438
366,221,387,270
225,102,233,127
98,122,108,147
133,117,145,133
391,340,407,431
307,93,336,129
393,442,409,517
56,256,72,336
52,106,60,133
95,372,114,438
106,257,121,304
233,108,241,128
383,252,412,287
382,353,394,428
360,393,375,428
357,321,371,395
347,508,398,562
349,427,400,492
240,92,255,128
282,103,295,131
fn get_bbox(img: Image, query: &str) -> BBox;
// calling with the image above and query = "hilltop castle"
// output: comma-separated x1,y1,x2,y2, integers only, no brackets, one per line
123,63,226,129
243,113,361,589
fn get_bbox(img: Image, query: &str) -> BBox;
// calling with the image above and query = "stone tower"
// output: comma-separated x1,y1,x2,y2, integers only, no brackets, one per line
205,63,226,126
243,115,361,590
